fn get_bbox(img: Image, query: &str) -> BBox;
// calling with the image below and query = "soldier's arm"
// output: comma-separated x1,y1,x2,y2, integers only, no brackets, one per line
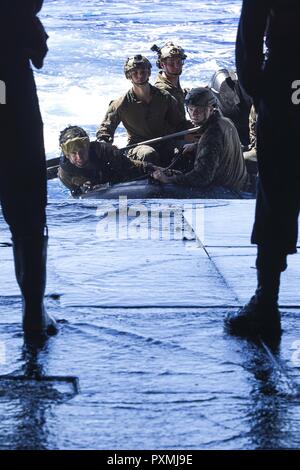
26,16,48,69
236,0,269,100
32,1,44,13
173,128,223,187
94,142,147,183
21,0,49,68
0,1,48,68
96,100,121,143
58,167,89,191
114,155,149,182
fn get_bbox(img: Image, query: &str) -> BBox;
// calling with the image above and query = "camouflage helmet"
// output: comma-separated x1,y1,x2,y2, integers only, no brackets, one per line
124,55,152,78
151,42,187,68
185,87,218,108
59,125,88,147
59,126,90,156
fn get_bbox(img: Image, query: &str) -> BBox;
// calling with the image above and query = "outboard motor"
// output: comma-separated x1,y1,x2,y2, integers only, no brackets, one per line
210,68,252,147
211,69,240,114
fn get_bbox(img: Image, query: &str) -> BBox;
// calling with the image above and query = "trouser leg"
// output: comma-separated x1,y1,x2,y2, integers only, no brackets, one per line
128,140,178,167
251,85,300,255
0,68,57,336
255,245,287,306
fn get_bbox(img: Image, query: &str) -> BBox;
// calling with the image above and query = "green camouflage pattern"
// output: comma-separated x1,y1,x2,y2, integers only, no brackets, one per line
174,111,249,191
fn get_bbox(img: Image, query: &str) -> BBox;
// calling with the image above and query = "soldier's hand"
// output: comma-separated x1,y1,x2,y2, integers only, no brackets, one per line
144,163,163,174
26,17,49,69
152,170,173,183
185,131,201,143
182,143,197,155
164,169,182,176
81,181,93,192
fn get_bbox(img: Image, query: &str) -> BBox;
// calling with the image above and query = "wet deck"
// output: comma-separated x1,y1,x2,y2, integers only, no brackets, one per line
0,199,300,450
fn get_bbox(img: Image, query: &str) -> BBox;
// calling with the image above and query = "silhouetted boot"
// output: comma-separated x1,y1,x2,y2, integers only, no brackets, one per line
12,232,58,337
225,269,282,339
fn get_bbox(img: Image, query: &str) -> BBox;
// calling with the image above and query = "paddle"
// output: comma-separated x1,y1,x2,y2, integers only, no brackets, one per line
118,126,201,151
46,126,202,180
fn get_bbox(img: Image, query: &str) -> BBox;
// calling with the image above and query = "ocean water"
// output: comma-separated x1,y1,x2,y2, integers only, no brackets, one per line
39,0,241,164
2,0,300,451
38,0,241,199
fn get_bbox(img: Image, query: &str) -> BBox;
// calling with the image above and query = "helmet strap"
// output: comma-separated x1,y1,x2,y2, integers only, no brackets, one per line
130,77,150,86
161,61,182,77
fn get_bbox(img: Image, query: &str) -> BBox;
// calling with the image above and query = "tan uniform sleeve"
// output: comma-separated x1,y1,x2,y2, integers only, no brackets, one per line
96,99,121,143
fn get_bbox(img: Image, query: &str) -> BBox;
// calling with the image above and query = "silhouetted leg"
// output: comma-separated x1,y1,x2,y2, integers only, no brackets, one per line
0,68,57,337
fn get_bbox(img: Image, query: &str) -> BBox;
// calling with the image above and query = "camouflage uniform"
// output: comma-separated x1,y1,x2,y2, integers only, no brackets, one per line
173,111,249,192
154,71,186,120
58,141,147,192
96,84,188,166
0,1,58,335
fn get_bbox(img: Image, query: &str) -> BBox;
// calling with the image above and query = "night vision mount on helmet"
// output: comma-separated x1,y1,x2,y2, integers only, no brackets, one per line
151,42,187,69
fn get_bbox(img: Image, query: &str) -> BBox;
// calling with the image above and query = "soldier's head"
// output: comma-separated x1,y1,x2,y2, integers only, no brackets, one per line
151,42,186,77
59,126,90,168
185,87,217,125
124,55,152,86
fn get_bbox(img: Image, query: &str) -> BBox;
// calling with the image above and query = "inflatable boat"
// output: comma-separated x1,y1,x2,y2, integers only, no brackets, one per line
75,178,255,200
